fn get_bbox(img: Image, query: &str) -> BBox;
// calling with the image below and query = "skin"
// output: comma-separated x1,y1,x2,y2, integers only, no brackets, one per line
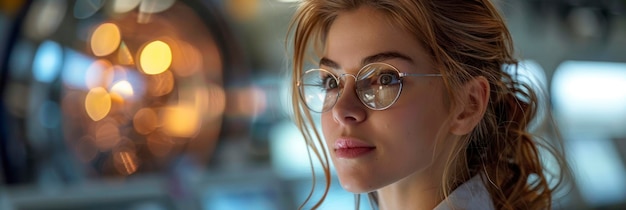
321,6,451,210
319,5,492,210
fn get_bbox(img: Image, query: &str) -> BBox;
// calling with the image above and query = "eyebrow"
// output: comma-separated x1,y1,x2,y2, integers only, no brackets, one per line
319,51,415,70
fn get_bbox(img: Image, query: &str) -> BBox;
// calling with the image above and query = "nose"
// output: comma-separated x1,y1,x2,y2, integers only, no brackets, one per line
331,77,367,125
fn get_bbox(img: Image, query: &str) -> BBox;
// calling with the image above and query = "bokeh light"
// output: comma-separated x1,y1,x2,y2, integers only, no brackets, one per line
85,59,114,89
170,40,203,77
139,40,172,75
33,40,63,83
4,0,234,184
110,0,141,14
132,108,158,135
110,80,134,99
23,0,66,39
117,42,134,65
90,23,121,57
85,87,111,121
112,138,139,175
94,120,121,151
162,104,200,138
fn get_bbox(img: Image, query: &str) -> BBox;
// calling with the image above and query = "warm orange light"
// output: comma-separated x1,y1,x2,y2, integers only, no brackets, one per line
117,42,134,65
147,131,174,157
94,121,121,151
132,108,158,135
90,23,121,57
85,59,114,89
162,104,200,138
171,41,202,77
110,80,134,98
113,151,138,175
146,70,174,96
113,137,139,175
139,40,172,75
85,87,111,121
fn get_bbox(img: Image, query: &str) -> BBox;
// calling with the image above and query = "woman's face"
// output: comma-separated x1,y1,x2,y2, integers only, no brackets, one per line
321,6,451,193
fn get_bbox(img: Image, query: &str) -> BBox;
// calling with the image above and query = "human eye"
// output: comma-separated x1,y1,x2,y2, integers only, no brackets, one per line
314,74,338,91
324,75,339,90
375,70,400,86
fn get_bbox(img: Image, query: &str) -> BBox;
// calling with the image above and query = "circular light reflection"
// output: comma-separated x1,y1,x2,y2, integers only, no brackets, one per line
139,40,172,75
85,59,114,88
110,80,134,98
94,121,121,151
90,23,121,57
85,87,111,121
133,108,158,135
33,40,63,83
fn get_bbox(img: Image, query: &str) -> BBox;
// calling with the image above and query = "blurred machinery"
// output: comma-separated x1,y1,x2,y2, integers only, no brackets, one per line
0,0,292,209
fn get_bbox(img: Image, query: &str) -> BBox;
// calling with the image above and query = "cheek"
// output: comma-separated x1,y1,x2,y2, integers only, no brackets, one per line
320,113,336,140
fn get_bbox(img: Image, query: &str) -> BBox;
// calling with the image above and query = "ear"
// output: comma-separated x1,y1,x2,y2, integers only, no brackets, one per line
449,76,490,135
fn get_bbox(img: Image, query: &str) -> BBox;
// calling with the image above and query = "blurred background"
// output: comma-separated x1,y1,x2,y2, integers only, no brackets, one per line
0,0,625,209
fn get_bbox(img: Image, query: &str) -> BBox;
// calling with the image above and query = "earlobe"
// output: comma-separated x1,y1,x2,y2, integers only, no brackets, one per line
449,76,490,135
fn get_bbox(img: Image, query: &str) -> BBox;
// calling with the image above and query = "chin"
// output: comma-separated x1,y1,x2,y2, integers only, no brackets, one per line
338,176,379,193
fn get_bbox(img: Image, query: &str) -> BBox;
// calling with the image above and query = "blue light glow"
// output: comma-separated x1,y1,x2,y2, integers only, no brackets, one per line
33,40,63,83
551,60,626,134
567,137,626,206
62,48,93,89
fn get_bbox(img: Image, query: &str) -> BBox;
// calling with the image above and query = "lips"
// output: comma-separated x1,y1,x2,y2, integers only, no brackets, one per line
334,138,375,159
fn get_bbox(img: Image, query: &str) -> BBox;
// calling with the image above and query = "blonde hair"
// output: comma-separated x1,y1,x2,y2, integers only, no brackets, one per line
287,0,570,209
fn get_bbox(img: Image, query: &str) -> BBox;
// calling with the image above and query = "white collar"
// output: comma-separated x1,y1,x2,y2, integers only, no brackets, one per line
433,175,495,210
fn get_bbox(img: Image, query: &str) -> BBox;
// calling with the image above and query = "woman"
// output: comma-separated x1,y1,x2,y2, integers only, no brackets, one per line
287,0,570,209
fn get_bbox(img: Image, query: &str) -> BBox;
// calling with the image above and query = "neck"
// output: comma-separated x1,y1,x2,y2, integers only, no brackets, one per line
376,170,443,210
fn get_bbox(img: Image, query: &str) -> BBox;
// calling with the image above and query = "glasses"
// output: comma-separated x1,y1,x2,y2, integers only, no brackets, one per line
297,62,442,113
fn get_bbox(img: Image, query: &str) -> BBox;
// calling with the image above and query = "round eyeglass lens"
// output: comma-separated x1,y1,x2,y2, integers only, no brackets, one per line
299,69,340,113
356,63,402,110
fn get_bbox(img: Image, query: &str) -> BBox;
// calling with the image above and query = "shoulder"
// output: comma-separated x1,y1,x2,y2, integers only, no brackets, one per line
433,175,495,210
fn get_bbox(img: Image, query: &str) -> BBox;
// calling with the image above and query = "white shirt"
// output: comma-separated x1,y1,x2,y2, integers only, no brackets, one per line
433,175,496,210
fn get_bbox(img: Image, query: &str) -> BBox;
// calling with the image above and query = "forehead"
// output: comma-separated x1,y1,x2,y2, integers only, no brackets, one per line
323,6,430,71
